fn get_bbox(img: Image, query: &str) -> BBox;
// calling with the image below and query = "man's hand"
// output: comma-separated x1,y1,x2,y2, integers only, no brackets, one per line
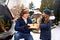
28,24,39,30
25,25,30,28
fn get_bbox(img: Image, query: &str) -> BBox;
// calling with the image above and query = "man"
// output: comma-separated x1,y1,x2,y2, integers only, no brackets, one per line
14,9,33,40
40,9,52,40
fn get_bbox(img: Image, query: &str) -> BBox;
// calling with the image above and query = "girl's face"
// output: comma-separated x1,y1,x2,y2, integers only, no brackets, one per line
42,12,50,23
42,12,50,18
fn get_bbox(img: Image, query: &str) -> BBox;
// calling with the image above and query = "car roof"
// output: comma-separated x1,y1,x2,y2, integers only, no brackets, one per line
0,4,13,20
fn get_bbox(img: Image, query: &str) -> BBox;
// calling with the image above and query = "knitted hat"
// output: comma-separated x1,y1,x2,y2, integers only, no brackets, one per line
43,9,51,15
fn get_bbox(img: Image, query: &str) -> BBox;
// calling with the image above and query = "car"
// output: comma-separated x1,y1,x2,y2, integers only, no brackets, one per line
0,1,15,40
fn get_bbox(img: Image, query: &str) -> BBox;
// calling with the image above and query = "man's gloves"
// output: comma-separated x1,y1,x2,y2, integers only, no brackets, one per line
25,25,30,28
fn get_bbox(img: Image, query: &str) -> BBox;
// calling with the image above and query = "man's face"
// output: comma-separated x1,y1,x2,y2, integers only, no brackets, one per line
23,13,29,19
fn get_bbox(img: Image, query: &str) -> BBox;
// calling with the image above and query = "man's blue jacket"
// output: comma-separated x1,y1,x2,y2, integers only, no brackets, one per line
15,17,32,34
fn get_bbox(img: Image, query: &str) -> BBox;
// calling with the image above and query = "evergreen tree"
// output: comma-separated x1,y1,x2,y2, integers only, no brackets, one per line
29,2,34,9
40,0,55,12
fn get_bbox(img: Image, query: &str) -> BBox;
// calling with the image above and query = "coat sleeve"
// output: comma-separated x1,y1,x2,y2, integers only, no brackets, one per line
28,18,33,24
14,19,25,31
40,21,52,28
30,19,32,24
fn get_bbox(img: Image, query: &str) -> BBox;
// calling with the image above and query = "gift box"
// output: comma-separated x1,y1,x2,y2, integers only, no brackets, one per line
28,24,39,30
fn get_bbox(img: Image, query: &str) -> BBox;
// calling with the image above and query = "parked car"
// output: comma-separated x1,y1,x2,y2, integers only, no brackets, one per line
0,3,15,40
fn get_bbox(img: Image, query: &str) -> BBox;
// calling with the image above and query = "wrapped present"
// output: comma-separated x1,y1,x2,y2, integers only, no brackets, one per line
28,24,39,30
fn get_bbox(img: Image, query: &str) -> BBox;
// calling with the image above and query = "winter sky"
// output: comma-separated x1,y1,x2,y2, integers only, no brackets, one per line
20,0,41,8
7,0,41,9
